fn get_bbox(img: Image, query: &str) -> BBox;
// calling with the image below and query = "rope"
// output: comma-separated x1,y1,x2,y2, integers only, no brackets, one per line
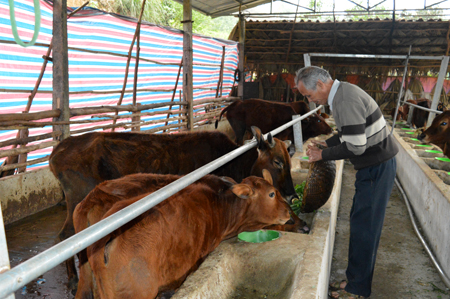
8,0,41,47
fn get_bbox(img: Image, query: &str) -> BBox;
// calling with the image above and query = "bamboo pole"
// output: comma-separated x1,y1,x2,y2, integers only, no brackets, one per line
0,156,50,172
164,58,183,132
0,132,62,148
0,141,58,159
215,46,226,98
112,0,147,132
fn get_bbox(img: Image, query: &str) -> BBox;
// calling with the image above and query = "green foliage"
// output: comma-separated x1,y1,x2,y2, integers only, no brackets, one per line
290,181,306,216
168,1,236,39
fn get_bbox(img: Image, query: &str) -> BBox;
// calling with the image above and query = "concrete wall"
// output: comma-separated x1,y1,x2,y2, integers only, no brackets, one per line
393,130,450,279
0,168,63,225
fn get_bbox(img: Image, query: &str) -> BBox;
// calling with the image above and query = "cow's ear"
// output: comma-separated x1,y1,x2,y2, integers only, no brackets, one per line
231,184,254,199
220,176,237,187
283,140,292,149
262,169,273,185
251,126,265,149
267,133,276,148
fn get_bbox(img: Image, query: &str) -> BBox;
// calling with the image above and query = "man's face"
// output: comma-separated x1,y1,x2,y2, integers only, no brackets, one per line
296,80,329,106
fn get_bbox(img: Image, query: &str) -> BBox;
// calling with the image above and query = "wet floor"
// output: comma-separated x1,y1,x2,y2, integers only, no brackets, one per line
5,204,74,299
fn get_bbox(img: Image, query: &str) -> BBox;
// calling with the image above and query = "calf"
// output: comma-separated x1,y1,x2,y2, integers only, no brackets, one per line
409,98,446,129
215,98,332,145
49,127,300,288
418,110,450,158
74,172,291,299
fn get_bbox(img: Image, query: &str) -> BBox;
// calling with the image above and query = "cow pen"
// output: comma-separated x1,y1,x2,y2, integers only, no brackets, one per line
0,106,324,298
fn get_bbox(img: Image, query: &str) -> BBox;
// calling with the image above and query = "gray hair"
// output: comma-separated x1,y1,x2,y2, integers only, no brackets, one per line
294,66,332,90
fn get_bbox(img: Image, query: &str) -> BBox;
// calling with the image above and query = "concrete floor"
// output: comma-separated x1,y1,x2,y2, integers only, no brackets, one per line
329,161,450,299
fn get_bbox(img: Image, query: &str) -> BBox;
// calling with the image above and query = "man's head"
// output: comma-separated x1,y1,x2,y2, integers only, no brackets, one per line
295,66,333,106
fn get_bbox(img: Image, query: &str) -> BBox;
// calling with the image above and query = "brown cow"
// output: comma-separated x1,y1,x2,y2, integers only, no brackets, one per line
418,110,450,158
49,127,301,289
73,172,291,299
215,98,332,146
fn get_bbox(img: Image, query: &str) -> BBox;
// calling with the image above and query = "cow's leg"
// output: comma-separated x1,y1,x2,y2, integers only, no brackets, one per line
227,119,246,145
57,171,98,291
74,249,95,299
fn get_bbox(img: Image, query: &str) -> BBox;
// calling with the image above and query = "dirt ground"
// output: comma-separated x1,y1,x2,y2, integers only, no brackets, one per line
329,160,450,299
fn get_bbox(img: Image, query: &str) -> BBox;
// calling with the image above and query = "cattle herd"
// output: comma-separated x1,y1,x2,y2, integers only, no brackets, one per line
49,99,335,299
45,94,450,298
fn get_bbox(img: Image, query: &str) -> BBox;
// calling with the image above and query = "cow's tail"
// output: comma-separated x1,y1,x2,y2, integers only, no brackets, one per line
215,104,232,129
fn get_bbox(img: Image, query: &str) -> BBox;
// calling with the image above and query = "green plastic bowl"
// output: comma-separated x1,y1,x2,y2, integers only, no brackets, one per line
415,144,433,148
435,157,450,163
405,132,415,135
410,138,419,141
302,156,309,160
401,128,413,130
426,150,443,154
238,230,280,243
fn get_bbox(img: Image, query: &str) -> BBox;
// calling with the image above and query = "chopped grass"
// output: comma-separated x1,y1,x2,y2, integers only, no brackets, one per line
290,181,306,216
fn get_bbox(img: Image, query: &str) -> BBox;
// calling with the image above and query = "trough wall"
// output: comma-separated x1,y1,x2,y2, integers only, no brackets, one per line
393,130,450,280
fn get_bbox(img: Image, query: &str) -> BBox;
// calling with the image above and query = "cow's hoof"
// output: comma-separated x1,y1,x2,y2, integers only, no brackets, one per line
298,225,310,234
67,278,78,295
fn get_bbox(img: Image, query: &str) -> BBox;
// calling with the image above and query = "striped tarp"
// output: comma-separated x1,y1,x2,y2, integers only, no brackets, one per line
0,0,239,172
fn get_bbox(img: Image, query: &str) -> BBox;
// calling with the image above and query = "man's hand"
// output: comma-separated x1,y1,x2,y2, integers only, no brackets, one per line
306,143,323,162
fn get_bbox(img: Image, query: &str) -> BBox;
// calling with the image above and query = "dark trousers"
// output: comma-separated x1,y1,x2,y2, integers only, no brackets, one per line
345,157,397,298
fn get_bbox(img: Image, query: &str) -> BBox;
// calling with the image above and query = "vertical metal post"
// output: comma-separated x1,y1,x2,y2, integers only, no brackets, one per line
303,53,316,111
391,45,411,135
407,106,414,126
183,0,194,131
52,0,70,140
238,14,245,99
292,115,303,152
427,56,449,127
0,205,14,299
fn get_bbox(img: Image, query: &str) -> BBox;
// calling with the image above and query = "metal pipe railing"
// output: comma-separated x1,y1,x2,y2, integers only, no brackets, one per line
0,105,322,299
402,101,444,115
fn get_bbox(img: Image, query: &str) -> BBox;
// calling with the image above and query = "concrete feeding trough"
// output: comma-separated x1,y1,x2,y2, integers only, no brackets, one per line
172,157,344,299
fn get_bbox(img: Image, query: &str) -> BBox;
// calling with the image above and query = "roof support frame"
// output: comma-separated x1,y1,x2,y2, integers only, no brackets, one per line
425,0,449,9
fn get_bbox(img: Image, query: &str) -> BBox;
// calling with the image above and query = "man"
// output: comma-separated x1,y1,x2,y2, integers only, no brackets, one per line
295,66,398,299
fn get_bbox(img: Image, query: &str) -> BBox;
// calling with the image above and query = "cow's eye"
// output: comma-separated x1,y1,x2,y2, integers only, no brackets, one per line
269,192,275,198
274,160,283,168
441,122,447,126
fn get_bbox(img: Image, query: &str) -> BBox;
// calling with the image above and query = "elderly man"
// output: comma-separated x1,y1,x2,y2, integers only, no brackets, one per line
295,66,398,299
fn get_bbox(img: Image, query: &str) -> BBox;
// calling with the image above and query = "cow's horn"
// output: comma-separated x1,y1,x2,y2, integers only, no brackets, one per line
267,133,276,148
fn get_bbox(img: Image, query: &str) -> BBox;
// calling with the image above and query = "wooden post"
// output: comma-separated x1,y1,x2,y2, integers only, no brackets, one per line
131,103,141,131
238,14,245,99
183,0,194,131
215,46,225,98
52,0,70,140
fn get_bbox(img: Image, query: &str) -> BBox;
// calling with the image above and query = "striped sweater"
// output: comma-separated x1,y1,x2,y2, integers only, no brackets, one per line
322,82,398,170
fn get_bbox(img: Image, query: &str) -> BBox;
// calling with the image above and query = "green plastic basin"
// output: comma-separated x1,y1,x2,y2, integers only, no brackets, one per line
238,230,280,243
435,157,450,163
410,138,419,141
415,144,433,148
302,156,309,160
401,128,413,130
405,132,415,135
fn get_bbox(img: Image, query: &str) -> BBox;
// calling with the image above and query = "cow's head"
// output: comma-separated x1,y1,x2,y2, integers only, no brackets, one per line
301,113,333,141
231,170,290,226
418,111,450,156
249,126,298,204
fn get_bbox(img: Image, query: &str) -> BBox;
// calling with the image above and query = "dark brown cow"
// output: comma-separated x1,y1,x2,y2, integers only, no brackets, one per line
215,98,332,145
73,172,291,299
409,98,446,129
418,110,450,158
49,127,301,288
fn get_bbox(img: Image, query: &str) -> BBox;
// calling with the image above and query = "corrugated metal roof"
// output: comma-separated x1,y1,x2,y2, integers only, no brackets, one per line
171,0,272,18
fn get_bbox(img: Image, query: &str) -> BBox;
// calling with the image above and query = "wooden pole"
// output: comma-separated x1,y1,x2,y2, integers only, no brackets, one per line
238,14,245,99
183,0,194,131
52,0,70,141
215,46,226,98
